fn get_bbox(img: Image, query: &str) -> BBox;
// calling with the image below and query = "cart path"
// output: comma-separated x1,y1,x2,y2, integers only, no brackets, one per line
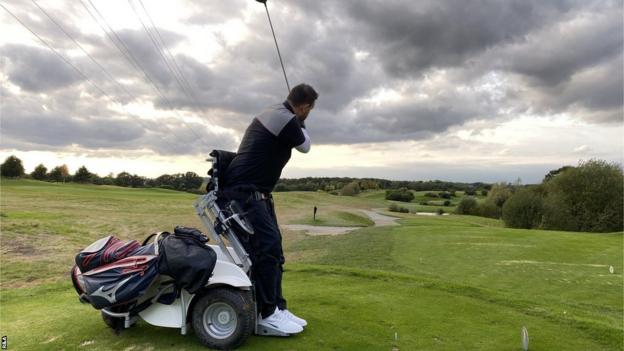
282,209,399,236
361,209,400,226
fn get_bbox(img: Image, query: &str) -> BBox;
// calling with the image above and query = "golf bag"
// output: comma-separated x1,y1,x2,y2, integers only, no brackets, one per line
71,228,218,309
75,236,142,272
157,227,217,294
71,236,159,310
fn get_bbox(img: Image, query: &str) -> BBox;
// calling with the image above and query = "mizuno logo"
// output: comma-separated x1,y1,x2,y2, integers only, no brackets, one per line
90,276,132,304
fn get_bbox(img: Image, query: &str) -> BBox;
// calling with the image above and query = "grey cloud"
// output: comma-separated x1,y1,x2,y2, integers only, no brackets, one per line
496,9,622,86
338,0,581,77
308,98,482,145
1,44,82,91
0,92,237,155
184,0,247,25
0,109,144,149
1,0,621,153
509,52,623,123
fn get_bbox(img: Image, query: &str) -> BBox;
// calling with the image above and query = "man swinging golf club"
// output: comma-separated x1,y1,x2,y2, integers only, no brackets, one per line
222,83,318,335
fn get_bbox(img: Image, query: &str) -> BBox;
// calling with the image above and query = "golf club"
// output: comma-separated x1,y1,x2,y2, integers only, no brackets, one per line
256,0,290,93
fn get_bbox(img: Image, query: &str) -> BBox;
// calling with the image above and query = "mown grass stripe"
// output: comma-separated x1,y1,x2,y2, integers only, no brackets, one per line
288,263,624,349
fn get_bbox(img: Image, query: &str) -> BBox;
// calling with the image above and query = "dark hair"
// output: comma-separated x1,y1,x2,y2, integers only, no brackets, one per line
287,83,318,106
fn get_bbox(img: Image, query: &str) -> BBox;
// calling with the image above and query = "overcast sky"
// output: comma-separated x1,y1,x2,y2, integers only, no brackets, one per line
1,0,622,183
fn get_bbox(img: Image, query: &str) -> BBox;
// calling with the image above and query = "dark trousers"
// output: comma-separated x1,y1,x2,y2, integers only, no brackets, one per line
242,196,287,318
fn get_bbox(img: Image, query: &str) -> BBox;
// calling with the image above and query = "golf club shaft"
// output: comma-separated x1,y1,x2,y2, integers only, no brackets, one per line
262,2,290,93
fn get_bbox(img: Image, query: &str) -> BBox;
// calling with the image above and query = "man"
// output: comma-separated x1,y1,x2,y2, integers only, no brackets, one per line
223,83,318,335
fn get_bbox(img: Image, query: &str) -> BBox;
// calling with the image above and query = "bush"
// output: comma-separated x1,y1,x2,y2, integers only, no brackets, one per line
443,200,451,206
388,203,409,213
1,155,25,177
465,189,476,196
424,192,438,198
488,183,513,208
455,197,478,215
340,181,361,196
438,192,451,199
542,159,623,232
479,200,500,219
502,188,544,229
481,190,488,196
385,188,414,202
436,209,445,215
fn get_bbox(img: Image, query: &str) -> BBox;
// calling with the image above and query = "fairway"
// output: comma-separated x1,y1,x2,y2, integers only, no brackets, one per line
1,180,622,350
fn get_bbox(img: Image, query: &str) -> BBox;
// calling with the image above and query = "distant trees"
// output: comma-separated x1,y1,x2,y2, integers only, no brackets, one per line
455,197,479,215
274,177,489,193
149,172,203,192
479,183,513,219
499,159,623,233
73,166,92,183
386,188,415,202
31,164,48,180
502,187,544,229
49,165,69,182
388,203,409,213
115,172,133,187
543,166,574,183
1,155,25,177
541,160,623,232
340,181,361,196
1,157,203,193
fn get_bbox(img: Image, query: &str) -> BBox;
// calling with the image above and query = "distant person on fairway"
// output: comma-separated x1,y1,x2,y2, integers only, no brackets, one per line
223,83,318,335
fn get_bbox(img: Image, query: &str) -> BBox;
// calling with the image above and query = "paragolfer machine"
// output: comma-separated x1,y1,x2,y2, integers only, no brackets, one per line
72,150,290,350
87,151,258,350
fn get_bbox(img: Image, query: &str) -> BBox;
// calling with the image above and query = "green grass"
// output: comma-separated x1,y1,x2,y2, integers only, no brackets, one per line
1,179,622,350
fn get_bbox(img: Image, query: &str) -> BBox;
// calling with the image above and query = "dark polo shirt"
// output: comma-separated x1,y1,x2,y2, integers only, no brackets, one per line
223,102,305,193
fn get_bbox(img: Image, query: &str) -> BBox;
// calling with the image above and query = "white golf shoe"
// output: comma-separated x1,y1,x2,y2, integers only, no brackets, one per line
257,308,303,335
280,309,307,327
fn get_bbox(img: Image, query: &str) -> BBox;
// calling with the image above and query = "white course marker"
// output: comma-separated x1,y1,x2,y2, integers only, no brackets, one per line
521,326,529,351
609,265,614,274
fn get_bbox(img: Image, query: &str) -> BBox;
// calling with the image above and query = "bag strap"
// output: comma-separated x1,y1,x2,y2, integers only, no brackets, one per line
142,233,157,246
142,232,170,254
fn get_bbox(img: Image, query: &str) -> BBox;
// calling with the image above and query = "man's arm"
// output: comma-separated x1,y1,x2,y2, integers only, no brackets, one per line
295,128,310,153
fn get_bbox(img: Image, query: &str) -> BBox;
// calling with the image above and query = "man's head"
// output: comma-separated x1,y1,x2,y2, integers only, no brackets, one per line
287,83,318,121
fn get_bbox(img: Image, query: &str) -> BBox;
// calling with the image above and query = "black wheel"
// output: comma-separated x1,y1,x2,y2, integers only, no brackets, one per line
101,304,134,335
192,287,255,350
101,311,125,335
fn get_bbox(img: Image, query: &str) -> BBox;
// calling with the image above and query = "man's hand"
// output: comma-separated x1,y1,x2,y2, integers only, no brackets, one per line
297,116,306,129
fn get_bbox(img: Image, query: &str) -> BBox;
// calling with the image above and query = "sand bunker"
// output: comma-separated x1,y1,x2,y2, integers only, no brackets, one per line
282,209,399,236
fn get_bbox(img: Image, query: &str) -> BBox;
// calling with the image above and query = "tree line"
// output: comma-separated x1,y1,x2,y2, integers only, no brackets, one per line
455,159,623,233
274,177,490,193
1,155,493,194
0,156,204,193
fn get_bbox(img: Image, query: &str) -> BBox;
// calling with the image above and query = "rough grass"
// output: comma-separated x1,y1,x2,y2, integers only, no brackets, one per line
1,179,622,350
